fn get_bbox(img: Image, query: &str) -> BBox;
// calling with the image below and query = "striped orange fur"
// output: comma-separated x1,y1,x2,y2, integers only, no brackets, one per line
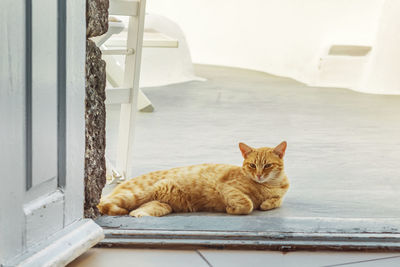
98,141,289,217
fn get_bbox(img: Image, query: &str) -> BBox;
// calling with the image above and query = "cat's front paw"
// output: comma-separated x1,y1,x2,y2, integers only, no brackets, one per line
226,204,253,215
260,202,275,211
260,198,282,211
129,210,151,218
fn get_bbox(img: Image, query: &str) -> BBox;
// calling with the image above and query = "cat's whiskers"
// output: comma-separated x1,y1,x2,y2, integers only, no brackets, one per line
264,170,286,186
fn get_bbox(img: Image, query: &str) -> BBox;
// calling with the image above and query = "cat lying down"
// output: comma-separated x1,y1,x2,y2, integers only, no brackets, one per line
98,141,289,217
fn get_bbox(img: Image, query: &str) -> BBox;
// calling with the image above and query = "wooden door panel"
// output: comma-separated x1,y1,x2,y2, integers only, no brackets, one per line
24,0,64,247
23,191,64,247
31,0,58,188
0,0,103,264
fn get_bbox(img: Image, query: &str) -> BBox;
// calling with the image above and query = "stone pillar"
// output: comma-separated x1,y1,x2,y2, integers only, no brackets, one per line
84,0,109,219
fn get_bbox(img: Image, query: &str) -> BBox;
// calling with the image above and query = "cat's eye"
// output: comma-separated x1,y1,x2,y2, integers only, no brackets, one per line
249,163,256,169
264,163,272,169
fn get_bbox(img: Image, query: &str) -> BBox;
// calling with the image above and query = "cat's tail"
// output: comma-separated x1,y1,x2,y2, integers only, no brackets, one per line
97,198,129,215
98,190,152,215
97,183,154,215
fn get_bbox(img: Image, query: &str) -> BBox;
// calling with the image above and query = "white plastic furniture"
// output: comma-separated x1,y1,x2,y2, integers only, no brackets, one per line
103,0,147,181
98,0,179,182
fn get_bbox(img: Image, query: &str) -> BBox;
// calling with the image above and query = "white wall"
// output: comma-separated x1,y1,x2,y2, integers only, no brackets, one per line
361,0,400,94
147,0,400,94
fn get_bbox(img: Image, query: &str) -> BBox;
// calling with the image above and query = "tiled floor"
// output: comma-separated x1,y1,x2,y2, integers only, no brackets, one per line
69,248,400,267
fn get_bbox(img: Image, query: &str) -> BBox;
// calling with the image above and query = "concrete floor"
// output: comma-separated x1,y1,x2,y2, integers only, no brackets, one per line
97,65,400,262
105,64,400,220
69,248,400,267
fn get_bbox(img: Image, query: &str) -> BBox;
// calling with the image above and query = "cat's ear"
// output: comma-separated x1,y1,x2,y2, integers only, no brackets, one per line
273,141,287,158
239,142,253,159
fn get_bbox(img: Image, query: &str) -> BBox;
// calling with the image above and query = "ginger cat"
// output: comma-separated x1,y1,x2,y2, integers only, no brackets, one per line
98,141,289,217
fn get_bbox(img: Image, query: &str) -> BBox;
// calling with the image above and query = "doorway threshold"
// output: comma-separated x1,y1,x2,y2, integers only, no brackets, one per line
95,212,400,251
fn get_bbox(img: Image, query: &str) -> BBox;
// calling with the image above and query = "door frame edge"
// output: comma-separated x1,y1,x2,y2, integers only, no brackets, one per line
5,219,104,267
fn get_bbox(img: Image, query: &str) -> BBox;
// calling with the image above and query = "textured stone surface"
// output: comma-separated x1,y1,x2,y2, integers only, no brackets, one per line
86,0,109,38
84,39,107,219
85,0,109,218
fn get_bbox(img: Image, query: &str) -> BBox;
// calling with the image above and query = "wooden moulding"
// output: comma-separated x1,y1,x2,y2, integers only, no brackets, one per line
96,229,400,251
5,220,104,267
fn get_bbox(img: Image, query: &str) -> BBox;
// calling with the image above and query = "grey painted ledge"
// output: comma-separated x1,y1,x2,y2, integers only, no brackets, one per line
95,214,400,251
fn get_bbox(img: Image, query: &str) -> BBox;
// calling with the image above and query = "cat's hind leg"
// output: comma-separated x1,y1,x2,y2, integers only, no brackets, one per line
129,200,172,217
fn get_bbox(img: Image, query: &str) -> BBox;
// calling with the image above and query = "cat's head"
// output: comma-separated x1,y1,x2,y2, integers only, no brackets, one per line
239,141,287,184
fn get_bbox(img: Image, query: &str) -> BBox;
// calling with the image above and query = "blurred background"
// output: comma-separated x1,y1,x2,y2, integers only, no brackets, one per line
102,0,400,219
143,0,400,94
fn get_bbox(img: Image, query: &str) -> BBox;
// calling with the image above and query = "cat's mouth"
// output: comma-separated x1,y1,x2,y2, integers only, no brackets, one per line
254,176,267,183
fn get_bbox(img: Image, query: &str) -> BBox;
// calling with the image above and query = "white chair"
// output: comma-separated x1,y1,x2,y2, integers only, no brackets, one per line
94,0,179,183
101,18,180,112
98,0,147,182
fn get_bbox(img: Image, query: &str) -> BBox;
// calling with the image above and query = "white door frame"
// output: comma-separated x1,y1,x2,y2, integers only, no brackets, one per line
0,0,103,265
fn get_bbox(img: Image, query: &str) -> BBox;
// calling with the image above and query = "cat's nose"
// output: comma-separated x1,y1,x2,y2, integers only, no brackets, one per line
257,175,262,179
